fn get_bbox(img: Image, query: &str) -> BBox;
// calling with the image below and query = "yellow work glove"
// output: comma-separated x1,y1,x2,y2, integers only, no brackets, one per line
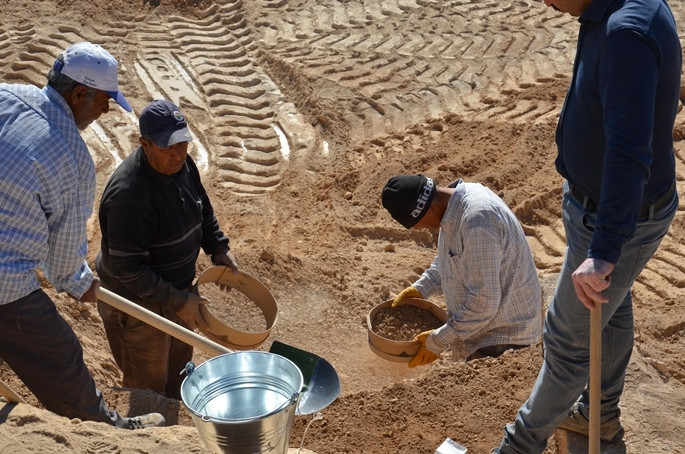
392,286,422,308
408,330,443,369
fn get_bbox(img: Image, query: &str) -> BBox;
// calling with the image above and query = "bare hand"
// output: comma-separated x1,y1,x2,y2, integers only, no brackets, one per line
175,293,211,332
571,258,614,310
213,250,239,273
212,251,239,291
72,277,100,303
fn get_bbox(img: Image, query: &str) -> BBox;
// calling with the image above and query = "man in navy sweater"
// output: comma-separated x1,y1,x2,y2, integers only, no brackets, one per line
493,0,681,452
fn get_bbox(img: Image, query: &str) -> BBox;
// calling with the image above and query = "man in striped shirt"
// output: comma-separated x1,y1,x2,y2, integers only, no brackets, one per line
0,42,164,429
96,99,238,400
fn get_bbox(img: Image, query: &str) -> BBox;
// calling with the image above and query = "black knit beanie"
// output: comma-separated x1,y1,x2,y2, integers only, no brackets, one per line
381,174,436,229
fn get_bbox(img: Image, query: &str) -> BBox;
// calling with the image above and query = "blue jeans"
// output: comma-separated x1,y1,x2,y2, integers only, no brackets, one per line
498,181,677,453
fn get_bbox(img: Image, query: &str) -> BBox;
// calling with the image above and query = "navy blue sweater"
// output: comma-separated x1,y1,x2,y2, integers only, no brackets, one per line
555,0,681,263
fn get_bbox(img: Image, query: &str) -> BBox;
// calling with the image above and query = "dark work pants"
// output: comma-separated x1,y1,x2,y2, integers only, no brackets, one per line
466,344,529,361
97,301,193,400
0,290,122,426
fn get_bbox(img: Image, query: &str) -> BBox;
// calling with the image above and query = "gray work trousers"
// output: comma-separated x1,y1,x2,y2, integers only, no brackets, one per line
0,290,123,426
97,301,192,400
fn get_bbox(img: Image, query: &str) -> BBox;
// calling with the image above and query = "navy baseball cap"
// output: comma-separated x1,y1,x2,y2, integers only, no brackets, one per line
139,100,192,147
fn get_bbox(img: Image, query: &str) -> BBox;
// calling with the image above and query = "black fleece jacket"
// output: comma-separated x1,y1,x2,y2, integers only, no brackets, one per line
96,146,229,312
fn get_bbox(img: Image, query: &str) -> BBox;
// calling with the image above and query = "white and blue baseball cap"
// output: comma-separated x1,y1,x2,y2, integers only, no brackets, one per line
54,42,131,112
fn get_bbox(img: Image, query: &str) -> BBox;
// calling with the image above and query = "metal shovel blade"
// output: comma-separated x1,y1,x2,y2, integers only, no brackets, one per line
268,340,341,415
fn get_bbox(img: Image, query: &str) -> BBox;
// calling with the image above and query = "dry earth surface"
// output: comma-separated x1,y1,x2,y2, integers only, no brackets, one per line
1,1,684,453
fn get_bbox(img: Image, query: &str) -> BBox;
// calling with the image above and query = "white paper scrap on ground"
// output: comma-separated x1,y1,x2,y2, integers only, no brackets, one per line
434,437,468,454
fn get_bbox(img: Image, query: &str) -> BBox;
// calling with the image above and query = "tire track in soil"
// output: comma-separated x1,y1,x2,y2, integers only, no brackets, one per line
122,0,293,194
0,1,300,195
250,0,579,145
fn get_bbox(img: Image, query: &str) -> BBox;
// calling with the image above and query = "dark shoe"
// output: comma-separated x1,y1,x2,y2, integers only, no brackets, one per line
490,449,501,454
557,402,624,442
126,412,165,430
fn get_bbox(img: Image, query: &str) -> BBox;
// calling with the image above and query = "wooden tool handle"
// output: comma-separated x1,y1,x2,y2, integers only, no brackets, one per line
0,378,26,404
589,303,602,454
95,286,231,358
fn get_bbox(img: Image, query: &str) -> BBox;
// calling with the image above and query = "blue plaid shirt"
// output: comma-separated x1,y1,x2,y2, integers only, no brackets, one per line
0,83,96,304
414,180,542,359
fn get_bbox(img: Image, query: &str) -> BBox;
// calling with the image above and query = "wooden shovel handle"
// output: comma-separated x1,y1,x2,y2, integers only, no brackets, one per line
0,378,26,404
0,288,233,406
95,286,232,358
589,303,602,454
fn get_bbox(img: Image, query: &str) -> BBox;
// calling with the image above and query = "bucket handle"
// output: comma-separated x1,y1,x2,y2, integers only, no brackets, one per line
181,361,195,377
271,391,299,415
191,389,300,423
287,391,299,406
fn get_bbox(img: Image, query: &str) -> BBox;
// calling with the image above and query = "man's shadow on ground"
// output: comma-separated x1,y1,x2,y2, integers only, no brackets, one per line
0,402,19,425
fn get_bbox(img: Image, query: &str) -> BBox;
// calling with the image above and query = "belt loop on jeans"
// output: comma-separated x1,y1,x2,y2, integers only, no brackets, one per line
569,185,598,212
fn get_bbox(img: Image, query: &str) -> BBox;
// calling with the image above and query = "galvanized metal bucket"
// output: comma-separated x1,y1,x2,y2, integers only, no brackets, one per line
181,351,303,454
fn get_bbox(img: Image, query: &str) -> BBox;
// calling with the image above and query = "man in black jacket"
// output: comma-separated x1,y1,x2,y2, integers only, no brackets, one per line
96,99,238,399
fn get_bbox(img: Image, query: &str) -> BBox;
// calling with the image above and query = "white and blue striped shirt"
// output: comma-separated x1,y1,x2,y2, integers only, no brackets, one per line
0,83,95,304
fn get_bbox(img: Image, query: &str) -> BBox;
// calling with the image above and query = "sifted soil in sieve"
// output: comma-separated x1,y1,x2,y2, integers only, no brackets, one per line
198,282,267,332
371,305,443,341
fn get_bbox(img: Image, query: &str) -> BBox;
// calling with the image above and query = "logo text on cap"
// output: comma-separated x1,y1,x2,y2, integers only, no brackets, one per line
410,178,434,218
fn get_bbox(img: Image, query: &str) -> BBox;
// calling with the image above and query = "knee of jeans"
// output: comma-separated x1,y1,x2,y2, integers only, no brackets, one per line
543,326,587,364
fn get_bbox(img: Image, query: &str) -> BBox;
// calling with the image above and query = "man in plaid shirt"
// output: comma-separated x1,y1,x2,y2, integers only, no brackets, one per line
382,174,542,368
0,42,163,430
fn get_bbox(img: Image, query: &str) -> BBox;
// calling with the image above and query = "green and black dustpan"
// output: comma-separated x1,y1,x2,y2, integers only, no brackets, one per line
269,340,340,415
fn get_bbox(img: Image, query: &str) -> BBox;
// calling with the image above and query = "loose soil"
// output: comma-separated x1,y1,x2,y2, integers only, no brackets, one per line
197,282,269,333
371,304,444,342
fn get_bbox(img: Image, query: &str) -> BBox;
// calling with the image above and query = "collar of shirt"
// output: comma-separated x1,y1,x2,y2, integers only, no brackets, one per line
42,85,75,122
581,0,617,23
